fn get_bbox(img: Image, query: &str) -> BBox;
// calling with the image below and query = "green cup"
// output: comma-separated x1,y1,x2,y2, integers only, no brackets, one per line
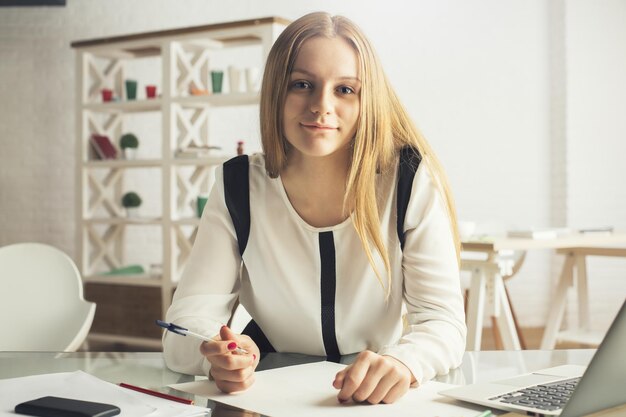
125,79,137,100
196,195,209,218
211,70,224,94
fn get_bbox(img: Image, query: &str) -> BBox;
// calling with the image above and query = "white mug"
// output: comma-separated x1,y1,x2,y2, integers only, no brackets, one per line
228,66,242,93
245,67,260,93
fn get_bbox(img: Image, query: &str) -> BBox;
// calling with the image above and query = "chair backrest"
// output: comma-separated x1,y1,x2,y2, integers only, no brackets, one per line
0,242,96,351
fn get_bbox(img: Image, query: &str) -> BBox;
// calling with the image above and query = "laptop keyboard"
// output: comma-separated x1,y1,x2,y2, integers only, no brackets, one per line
489,377,581,411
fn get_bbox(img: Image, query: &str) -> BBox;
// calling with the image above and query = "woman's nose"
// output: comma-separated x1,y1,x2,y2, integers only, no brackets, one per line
310,88,333,115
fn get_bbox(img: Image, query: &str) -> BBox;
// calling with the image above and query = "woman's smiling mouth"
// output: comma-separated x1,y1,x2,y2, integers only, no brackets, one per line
301,122,338,130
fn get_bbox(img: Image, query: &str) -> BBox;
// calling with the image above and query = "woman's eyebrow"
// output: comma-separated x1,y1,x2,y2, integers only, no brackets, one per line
291,68,360,82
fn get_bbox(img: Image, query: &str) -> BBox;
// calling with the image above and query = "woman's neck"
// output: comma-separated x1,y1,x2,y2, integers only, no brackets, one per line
280,149,352,227
283,150,349,186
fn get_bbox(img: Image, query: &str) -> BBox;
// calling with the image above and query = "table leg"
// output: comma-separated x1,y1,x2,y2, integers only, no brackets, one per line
490,316,504,350
493,275,522,350
540,253,575,349
504,285,527,349
576,254,590,331
466,267,486,351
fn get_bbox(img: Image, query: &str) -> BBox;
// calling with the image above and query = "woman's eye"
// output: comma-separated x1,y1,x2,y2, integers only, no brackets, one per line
338,86,355,94
291,81,311,90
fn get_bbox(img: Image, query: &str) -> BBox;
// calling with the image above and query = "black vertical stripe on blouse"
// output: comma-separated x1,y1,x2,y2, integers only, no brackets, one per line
319,231,340,362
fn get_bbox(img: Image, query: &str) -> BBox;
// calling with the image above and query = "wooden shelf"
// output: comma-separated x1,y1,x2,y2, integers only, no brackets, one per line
172,155,231,165
82,93,260,113
84,217,203,226
84,274,163,287
73,17,289,346
84,99,162,113
174,93,259,107
84,217,163,225
85,157,232,167
71,16,290,49
172,218,201,226
84,159,163,168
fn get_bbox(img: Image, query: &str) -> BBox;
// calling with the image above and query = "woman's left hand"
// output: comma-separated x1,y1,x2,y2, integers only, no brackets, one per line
333,351,415,404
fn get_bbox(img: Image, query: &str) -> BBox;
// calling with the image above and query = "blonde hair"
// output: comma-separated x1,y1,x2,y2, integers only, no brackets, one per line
260,12,460,294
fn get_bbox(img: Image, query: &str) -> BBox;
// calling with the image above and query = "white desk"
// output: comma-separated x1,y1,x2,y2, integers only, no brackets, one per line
0,350,596,417
461,233,626,351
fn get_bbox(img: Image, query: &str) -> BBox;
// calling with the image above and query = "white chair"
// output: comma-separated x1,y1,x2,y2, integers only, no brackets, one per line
0,242,96,351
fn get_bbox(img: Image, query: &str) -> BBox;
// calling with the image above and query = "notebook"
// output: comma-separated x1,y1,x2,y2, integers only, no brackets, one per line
440,300,626,417
90,134,118,160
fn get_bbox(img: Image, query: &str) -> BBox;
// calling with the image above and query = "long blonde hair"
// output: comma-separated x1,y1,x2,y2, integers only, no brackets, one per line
260,12,460,294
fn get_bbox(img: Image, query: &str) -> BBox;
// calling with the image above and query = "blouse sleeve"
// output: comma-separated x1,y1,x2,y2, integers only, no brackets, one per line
378,161,467,384
162,166,242,376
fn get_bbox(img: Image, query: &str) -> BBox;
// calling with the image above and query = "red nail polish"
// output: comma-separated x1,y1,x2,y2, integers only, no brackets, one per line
338,398,347,404
227,342,237,351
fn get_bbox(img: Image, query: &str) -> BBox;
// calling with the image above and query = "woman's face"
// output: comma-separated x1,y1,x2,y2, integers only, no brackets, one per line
282,36,361,161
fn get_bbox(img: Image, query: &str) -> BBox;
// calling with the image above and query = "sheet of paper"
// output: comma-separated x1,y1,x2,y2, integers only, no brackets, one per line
0,371,208,417
170,361,487,417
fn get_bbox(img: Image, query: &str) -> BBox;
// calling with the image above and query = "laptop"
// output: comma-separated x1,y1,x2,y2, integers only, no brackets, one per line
440,300,626,416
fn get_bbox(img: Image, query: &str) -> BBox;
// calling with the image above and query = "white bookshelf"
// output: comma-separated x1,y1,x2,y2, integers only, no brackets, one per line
72,17,289,345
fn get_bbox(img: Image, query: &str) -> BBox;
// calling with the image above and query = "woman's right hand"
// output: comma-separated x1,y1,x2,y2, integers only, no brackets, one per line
200,325,259,393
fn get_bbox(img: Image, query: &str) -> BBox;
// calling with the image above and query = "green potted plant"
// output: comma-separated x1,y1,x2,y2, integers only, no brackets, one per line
119,133,139,160
121,191,142,217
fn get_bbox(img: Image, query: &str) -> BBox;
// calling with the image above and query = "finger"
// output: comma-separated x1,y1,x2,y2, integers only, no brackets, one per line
361,372,398,404
220,325,239,342
381,380,409,404
351,363,388,403
236,334,259,353
210,363,255,383
333,368,347,389
209,350,255,370
337,355,371,402
215,372,256,394
199,340,234,357
219,325,251,354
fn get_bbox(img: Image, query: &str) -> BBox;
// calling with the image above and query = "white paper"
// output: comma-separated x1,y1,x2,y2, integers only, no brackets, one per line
0,371,208,417
170,361,487,417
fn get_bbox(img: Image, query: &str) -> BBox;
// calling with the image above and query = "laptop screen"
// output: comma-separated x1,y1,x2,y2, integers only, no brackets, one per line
561,300,626,417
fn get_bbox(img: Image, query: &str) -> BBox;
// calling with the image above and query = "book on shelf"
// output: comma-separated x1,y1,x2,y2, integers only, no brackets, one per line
90,134,118,160
101,264,145,276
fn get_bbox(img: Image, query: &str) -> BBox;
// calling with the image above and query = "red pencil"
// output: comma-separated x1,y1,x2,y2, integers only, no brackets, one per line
119,382,194,405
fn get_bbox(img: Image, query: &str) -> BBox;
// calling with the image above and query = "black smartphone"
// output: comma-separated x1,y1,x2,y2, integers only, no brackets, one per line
15,396,121,417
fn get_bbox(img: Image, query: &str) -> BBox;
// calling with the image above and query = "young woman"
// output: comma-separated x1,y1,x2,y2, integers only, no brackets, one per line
163,12,466,404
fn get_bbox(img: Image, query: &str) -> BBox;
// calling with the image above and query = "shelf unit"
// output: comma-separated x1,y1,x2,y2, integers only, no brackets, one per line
72,17,289,346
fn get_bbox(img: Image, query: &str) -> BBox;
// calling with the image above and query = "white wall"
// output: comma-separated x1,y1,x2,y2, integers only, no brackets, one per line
0,0,624,329
564,0,626,328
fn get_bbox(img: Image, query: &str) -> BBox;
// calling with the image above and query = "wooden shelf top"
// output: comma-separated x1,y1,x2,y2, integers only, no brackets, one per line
84,159,163,168
173,218,201,226
84,274,163,287
84,217,163,225
83,93,259,112
71,16,290,49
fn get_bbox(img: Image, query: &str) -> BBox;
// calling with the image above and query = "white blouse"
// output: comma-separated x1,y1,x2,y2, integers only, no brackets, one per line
163,153,466,384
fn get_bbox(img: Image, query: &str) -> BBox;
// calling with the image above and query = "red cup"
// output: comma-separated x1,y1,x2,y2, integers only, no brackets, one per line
101,89,113,102
146,85,157,99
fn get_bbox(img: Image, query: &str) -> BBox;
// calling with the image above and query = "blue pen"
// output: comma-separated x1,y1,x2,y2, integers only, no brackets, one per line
156,320,249,354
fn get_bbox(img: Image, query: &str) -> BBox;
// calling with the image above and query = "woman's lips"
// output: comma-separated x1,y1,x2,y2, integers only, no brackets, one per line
301,122,337,130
